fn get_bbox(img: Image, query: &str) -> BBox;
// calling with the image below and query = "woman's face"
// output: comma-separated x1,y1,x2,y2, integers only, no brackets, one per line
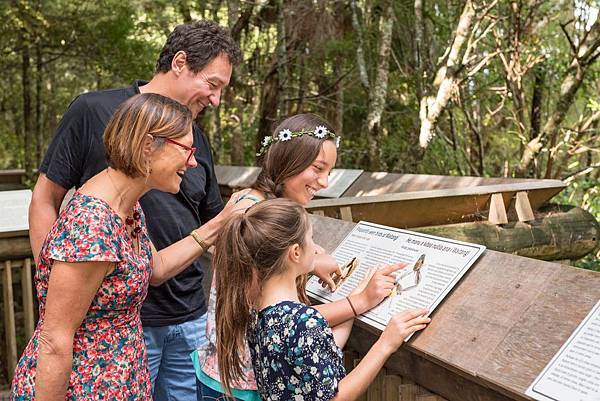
282,140,337,205
149,130,198,193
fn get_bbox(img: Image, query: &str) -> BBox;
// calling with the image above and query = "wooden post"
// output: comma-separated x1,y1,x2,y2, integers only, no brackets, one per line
367,368,385,401
340,206,353,222
3,260,17,379
354,358,368,401
22,258,35,338
400,383,420,401
487,193,508,225
383,375,402,400
515,191,535,222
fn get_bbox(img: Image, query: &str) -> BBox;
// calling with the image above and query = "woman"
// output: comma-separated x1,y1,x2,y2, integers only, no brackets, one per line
11,93,237,400
193,114,403,401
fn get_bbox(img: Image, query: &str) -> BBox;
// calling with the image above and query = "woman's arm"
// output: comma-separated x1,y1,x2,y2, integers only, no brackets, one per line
36,260,111,401
149,192,247,285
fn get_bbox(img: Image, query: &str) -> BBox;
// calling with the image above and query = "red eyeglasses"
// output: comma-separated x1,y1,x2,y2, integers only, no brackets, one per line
163,137,196,164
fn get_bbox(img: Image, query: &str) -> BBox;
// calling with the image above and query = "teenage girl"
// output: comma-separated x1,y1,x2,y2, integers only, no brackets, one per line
193,113,405,401
215,199,431,401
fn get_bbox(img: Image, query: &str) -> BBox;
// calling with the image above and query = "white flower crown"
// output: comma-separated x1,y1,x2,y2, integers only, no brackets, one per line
256,125,341,156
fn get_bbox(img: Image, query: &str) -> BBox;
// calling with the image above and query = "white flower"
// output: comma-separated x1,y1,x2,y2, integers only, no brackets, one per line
262,136,272,147
314,125,328,139
290,376,299,385
306,337,313,346
294,366,302,375
278,129,293,141
335,136,341,148
306,318,317,328
294,395,304,401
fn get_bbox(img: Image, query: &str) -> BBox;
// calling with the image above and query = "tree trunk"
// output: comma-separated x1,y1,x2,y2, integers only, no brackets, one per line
530,64,544,141
22,43,34,180
414,205,599,261
276,0,288,115
418,0,475,148
519,18,600,174
228,0,245,165
414,0,424,101
350,0,369,90
256,65,280,155
366,0,394,171
178,0,192,22
35,43,43,167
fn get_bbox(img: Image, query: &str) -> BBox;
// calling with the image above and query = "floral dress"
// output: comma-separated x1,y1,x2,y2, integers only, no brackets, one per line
11,192,153,400
248,301,346,401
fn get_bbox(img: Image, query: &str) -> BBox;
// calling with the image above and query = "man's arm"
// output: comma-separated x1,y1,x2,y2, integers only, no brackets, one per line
29,174,68,264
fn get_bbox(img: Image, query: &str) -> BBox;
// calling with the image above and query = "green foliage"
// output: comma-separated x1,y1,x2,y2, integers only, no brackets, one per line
0,0,598,260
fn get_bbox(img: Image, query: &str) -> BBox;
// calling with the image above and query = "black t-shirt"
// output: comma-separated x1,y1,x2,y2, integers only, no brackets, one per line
39,80,224,326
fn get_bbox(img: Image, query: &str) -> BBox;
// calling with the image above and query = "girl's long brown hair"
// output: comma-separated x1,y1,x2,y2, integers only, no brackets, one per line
215,199,310,397
253,113,336,198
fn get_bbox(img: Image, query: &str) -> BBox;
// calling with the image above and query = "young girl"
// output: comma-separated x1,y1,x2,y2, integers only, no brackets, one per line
215,199,431,401
193,114,403,400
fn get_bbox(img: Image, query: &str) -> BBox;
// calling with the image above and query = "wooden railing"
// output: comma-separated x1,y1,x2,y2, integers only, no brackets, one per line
0,233,34,387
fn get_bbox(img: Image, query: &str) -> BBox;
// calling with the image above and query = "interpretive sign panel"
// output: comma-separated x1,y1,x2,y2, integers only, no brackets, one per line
0,189,31,235
526,301,600,401
306,221,485,338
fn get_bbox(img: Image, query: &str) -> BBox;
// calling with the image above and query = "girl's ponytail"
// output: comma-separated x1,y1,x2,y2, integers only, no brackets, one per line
214,199,310,396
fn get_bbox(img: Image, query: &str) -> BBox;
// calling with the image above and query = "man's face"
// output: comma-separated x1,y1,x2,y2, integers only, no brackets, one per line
175,53,232,118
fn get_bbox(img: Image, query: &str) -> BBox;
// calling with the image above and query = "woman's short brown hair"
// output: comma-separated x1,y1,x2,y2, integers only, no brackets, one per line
104,93,192,177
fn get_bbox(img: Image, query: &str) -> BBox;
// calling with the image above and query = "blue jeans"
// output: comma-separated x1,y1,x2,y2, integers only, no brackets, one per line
197,379,243,401
144,314,208,401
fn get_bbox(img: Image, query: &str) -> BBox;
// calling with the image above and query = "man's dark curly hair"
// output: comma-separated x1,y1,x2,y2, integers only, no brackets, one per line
155,20,242,74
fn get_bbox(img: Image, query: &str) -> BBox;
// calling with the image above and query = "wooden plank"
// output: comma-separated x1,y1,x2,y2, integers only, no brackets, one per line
0,235,32,259
367,367,386,401
477,266,600,395
341,173,560,197
3,260,17,379
307,180,565,228
400,383,419,401
488,193,508,225
22,258,35,338
311,210,325,216
514,192,535,222
340,206,353,222
384,375,402,401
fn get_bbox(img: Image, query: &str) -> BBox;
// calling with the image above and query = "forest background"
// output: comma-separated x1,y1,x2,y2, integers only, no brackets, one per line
1,0,599,268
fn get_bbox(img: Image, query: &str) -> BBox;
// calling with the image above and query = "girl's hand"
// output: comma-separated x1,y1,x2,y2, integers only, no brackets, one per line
313,254,342,291
378,308,430,354
355,263,406,310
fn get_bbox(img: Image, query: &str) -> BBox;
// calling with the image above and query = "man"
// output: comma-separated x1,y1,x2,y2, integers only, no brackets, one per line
28,20,242,400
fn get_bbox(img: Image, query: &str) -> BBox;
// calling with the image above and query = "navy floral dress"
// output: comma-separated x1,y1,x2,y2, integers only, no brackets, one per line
248,301,346,401
11,192,152,400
